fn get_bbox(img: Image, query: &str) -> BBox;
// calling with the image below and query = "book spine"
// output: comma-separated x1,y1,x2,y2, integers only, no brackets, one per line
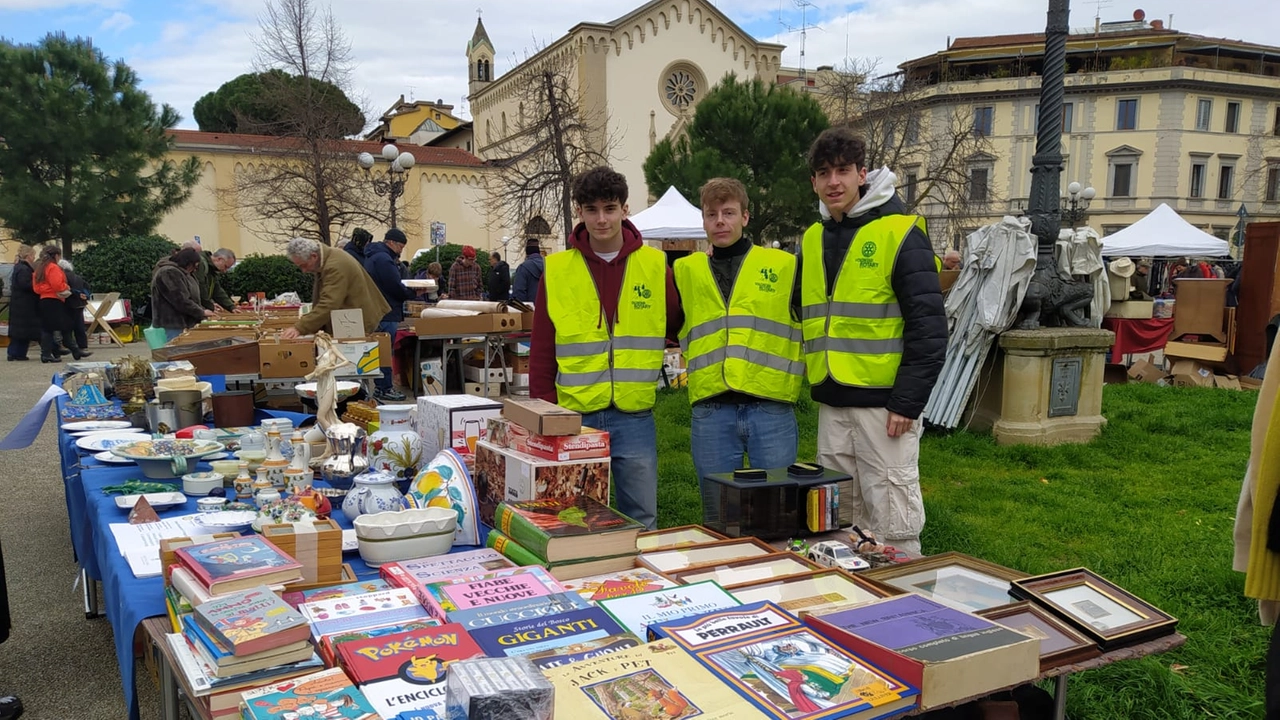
493,503,552,559
806,488,820,533
830,483,839,531
486,530,544,568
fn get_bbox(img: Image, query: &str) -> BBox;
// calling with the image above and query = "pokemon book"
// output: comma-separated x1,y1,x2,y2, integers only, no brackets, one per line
336,623,484,720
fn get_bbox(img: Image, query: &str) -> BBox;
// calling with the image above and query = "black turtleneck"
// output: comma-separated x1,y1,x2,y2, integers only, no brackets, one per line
709,235,752,302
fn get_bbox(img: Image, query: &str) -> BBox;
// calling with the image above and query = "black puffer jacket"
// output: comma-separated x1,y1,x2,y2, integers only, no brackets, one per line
793,187,947,419
7,261,40,342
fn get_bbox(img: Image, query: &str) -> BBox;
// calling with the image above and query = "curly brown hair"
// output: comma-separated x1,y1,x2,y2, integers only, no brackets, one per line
807,127,866,174
571,166,629,206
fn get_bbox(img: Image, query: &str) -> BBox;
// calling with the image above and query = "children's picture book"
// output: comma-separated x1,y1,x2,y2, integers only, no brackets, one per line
559,567,678,602
175,535,303,594
386,560,529,610
239,667,379,720
652,602,920,720
282,578,391,609
321,619,442,667
419,566,561,621
300,588,433,640
337,622,485,720
448,590,594,630
193,585,311,657
467,606,630,664
494,497,643,562
596,579,741,640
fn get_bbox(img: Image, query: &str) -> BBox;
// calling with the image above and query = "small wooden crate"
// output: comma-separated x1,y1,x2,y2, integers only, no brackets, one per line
158,533,240,582
260,519,344,584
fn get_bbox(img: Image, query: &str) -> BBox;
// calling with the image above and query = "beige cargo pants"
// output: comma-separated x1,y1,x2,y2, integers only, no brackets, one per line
816,404,925,554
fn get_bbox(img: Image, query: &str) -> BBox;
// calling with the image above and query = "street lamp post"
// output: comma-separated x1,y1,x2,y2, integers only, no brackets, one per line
1062,181,1096,231
357,144,416,228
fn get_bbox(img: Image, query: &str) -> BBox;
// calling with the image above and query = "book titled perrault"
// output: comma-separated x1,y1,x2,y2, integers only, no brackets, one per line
337,622,484,720
193,585,311,657
239,666,379,720
494,497,643,562
175,535,303,595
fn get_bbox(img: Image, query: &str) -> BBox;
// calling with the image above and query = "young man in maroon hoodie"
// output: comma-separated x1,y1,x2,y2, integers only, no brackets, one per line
529,167,683,530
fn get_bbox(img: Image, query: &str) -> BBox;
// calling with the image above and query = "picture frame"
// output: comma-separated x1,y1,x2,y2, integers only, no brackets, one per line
638,537,774,574
977,601,1102,672
729,569,901,617
636,524,728,552
863,552,1028,612
1010,568,1178,650
667,552,821,588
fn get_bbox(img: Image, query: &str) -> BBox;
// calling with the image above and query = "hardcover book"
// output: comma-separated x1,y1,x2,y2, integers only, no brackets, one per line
282,578,391,609
485,530,639,581
541,638,771,720
381,550,521,608
652,602,920,720
494,497,643,562
321,619,442,667
447,591,594,630
175,535,303,595
805,595,1038,710
420,566,562,621
300,588,433,641
596,579,741,640
181,615,312,676
560,567,679,602
336,623,485,720
193,585,311,657
239,667,379,720
467,607,632,665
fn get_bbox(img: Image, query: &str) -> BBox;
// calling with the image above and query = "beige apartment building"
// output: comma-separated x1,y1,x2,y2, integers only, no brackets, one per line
886,17,1280,250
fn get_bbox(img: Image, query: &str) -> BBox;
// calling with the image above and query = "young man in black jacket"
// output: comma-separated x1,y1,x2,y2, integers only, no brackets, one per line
795,128,947,554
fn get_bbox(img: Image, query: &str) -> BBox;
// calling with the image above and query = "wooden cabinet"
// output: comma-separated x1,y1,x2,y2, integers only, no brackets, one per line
1236,222,1280,374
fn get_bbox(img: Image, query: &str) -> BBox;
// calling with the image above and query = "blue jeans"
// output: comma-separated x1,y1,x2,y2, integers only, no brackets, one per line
375,320,398,392
582,407,658,530
691,400,799,524
165,327,183,341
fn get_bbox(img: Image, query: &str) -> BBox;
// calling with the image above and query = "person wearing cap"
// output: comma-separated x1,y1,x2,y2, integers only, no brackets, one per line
448,246,485,301
512,239,544,303
363,228,417,401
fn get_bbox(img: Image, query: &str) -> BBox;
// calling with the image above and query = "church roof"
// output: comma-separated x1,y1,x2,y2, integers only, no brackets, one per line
468,17,493,54
170,129,486,167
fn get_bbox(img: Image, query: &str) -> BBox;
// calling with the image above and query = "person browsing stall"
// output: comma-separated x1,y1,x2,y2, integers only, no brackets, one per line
447,246,485,301
529,166,683,530
281,237,389,340
363,228,418,401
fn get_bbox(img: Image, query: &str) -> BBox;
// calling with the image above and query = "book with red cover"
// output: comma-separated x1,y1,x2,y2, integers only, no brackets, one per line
175,536,303,595
336,623,484,720
193,585,312,657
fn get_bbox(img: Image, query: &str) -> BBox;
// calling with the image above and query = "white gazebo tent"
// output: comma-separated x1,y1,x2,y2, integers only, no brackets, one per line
630,186,704,242
1099,203,1231,257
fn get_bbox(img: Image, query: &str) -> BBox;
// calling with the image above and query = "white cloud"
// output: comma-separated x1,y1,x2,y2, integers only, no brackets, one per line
99,10,134,32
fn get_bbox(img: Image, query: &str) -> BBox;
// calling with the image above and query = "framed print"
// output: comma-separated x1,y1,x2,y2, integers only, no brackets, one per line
668,553,821,588
636,524,728,552
638,537,774,574
1010,568,1178,650
978,601,1102,672
863,552,1028,612
730,569,901,617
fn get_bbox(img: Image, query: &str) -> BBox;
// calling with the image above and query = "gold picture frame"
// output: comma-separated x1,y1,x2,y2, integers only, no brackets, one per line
978,601,1102,672
667,552,821,588
636,524,729,552
863,551,1028,612
1010,568,1178,650
729,569,901,617
637,537,774,574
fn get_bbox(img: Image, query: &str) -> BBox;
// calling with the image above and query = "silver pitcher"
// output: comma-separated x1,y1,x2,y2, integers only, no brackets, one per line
320,424,368,491
146,399,180,435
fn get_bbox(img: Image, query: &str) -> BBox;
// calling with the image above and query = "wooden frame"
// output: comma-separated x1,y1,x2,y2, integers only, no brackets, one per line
978,601,1102,672
863,551,1028,612
728,569,901,617
1010,568,1178,650
636,524,728,552
637,537,773,575
667,552,821,588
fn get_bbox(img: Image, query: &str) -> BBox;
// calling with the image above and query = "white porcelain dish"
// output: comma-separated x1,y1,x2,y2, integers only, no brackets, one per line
62,420,133,432
76,432,151,453
201,451,230,461
182,471,224,496
294,381,361,401
355,508,457,566
191,510,257,534
114,492,188,510
94,451,134,464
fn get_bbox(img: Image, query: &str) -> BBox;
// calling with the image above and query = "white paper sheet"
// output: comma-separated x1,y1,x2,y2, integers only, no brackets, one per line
108,514,204,578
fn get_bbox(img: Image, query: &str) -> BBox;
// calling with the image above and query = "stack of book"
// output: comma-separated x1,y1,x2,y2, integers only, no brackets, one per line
298,587,436,664
239,667,380,720
807,482,842,532
170,535,304,606
485,497,643,580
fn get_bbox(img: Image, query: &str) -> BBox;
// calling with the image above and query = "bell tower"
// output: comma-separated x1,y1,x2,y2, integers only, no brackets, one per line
467,15,495,98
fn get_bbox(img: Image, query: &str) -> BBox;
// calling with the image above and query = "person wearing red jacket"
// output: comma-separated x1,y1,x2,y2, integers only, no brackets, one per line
529,167,683,529
31,244,88,363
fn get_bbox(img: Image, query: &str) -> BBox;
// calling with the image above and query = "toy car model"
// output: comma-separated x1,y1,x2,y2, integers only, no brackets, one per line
807,540,870,572
785,538,811,555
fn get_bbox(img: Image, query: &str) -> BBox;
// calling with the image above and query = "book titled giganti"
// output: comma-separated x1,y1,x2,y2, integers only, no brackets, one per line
336,622,485,720
467,606,638,669
542,638,771,719
494,497,643,563
193,584,311,657
175,535,303,595
239,666,379,720
652,601,920,720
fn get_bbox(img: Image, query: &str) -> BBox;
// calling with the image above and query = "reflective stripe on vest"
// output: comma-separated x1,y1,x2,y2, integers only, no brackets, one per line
544,246,667,413
799,214,927,388
674,246,803,405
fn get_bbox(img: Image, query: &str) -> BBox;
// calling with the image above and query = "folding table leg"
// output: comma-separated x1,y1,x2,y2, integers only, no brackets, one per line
81,568,101,619
1051,675,1068,720
159,647,180,720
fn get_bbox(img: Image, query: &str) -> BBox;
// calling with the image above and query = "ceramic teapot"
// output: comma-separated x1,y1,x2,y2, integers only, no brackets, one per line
342,470,407,519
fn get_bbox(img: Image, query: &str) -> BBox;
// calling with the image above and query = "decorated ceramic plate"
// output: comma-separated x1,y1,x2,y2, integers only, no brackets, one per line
62,420,133,432
76,432,151,453
191,510,257,534
294,381,361,400
93,451,134,464
110,439,224,460
114,492,188,510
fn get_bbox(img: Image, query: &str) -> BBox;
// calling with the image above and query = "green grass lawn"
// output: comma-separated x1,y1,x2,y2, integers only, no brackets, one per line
652,383,1265,719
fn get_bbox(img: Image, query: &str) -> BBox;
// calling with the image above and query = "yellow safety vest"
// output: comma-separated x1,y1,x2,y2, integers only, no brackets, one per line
544,246,668,413
799,214,927,388
674,246,803,405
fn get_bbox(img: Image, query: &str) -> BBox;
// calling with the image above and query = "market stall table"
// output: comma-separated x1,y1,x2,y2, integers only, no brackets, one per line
1101,316,1175,360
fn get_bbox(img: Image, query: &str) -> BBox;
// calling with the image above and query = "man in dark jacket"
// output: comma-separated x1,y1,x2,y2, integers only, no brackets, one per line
152,248,215,341
511,239,544,303
363,228,417,401
345,228,373,264
795,127,946,555
59,259,92,356
488,251,510,301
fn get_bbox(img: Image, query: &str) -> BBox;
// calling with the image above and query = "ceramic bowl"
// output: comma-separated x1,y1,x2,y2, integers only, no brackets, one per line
235,450,267,472
182,471,224,496
294,381,361,401
355,508,457,567
209,460,241,478
190,510,257,534
110,439,224,479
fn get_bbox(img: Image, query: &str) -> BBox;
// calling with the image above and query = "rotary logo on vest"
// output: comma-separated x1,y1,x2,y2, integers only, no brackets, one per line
756,266,779,293
858,240,879,269
631,283,652,310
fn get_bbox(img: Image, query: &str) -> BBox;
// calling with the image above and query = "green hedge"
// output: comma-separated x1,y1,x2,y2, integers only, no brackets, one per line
222,253,313,303
408,244,491,295
74,234,178,308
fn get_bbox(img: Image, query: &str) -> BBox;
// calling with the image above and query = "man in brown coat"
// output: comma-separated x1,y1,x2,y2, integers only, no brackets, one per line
281,237,390,339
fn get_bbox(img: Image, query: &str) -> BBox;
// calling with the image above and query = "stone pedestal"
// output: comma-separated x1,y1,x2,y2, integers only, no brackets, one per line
990,328,1114,446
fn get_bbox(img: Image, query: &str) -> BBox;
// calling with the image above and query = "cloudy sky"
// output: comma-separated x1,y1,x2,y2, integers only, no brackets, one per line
1,0,1276,130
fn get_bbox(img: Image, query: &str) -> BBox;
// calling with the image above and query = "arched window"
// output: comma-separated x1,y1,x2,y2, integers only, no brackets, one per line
525,216,552,236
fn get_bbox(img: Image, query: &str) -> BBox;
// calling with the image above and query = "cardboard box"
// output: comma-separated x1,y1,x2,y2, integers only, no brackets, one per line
511,372,529,388
1170,359,1215,388
1105,300,1155,319
1214,374,1242,391
334,332,393,377
463,364,512,384
508,355,530,374
1165,340,1228,363
258,337,316,378
419,360,446,396
502,397,581,436
485,417,610,462
520,311,534,330
464,381,503,398
1126,358,1166,384
1241,376,1263,391
472,440,610,526
415,395,504,465
410,313,521,337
